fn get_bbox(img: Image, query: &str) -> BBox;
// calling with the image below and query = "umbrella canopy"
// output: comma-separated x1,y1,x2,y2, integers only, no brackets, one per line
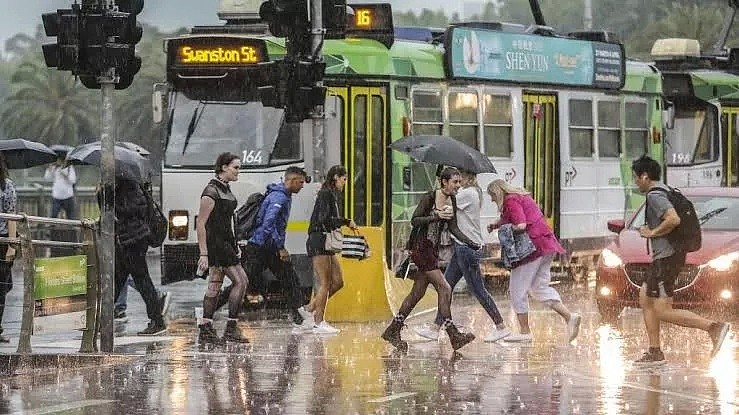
0,139,58,169
389,135,496,174
50,144,74,158
66,142,151,183
117,142,151,157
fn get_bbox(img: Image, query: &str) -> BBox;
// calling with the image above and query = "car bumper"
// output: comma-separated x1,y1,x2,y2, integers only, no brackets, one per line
595,264,739,309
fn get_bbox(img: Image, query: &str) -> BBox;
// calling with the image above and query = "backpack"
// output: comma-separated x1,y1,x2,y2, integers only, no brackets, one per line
234,192,265,241
142,185,168,248
648,187,701,253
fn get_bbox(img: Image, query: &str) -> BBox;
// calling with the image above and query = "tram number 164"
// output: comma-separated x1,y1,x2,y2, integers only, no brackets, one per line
242,150,263,164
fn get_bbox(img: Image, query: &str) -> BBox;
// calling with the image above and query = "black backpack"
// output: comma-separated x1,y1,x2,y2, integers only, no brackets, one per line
648,187,701,253
142,185,168,248
234,192,265,241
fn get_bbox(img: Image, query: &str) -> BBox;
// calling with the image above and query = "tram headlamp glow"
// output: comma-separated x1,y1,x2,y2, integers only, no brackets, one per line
170,215,189,228
706,251,739,272
600,248,623,268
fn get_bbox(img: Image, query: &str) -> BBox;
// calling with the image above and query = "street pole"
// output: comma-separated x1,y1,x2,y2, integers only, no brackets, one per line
310,0,326,182
584,0,593,30
98,67,116,353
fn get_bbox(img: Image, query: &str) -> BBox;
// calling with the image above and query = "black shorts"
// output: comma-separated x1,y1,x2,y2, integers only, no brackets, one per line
646,252,686,298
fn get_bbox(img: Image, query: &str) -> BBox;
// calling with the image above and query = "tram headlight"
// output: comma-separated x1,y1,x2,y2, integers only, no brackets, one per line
706,251,739,272
169,210,189,240
600,248,623,268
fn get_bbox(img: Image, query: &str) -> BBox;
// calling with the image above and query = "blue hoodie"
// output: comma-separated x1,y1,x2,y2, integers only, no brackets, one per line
249,182,291,250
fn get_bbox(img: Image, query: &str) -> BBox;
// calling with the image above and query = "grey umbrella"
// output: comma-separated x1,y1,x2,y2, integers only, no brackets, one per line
50,144,74,158
389,135,496,174
0,139,58,169
66,142,151,183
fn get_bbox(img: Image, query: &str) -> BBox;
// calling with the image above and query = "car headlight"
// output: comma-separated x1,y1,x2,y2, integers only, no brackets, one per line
601,248,623,268
706,251,739,272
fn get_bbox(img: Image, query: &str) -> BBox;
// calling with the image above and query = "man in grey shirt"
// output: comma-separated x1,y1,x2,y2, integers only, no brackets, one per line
632,155,730,366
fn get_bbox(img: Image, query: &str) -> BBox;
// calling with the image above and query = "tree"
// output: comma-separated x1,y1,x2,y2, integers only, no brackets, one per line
0,61,97,144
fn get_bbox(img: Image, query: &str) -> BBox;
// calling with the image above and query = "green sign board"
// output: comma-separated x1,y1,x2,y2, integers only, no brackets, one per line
446,27,625,89
34,255,87,300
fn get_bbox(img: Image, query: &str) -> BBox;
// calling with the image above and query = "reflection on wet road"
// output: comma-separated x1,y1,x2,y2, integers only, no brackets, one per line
0,285,736,414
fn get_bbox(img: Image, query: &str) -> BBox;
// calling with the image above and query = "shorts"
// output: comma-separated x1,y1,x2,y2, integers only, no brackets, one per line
645,252,686,298
410,238,439,273
306,232,335,257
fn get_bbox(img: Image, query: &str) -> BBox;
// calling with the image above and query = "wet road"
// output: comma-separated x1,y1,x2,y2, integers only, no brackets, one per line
0,258,737,414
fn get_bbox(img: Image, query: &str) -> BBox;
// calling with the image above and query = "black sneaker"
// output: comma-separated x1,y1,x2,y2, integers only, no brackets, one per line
709,322,731,358
633,350,666,367
138,321,167,336
159,292,172,317
114,310,128,323
198,322,222,345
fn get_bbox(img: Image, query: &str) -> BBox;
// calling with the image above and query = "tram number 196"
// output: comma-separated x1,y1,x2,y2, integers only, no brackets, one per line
242,150,263,164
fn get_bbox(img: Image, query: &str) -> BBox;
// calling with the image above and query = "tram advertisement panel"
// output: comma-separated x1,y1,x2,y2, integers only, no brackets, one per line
445,27,624,89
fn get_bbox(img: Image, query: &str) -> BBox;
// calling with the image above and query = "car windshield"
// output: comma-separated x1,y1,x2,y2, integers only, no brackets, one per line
630,195,739,231
164,93,302,168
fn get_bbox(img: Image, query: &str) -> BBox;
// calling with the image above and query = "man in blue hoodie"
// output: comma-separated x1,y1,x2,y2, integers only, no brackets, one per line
244,166,313,327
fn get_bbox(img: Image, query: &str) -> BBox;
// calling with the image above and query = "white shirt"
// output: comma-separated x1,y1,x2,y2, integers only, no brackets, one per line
45,165,77,200
452,186,484,246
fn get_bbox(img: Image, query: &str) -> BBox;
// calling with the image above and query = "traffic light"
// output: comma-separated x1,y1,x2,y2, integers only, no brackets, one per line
41,8,80,71
323,0,347,39
259,0,309,38
77,2,144,89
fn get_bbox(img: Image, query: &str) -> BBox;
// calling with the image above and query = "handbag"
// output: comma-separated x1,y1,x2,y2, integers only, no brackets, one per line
324,228,343,253
323,199,343,253
394,251,416,279
342,231,370,260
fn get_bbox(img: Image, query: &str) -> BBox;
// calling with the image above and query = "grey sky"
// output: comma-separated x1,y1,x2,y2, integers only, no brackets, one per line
0,0,468,52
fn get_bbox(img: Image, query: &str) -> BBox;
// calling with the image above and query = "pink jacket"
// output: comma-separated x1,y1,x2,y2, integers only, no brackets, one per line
497,194,565,264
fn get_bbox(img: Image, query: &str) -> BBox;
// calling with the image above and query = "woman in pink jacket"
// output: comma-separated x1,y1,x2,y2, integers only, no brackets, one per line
487,179,581,343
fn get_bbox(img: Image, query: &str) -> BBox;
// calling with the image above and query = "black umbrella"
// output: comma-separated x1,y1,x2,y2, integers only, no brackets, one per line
389,135,496,174
66,142,151,183
117,142,151,157
0,139,58,169
50,144,74,158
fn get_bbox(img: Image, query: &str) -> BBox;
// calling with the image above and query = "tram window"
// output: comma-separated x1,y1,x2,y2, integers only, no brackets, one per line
482,94,513,157
271,122,302,161
598,101,621,158
624,102,649,158
449,91,478,148
569,99,594,158
412,90,443,135
371,95,385,226
354,95,368,226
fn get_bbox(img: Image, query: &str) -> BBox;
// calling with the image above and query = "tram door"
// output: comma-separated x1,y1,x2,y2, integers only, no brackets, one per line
522,93,560,233
721,107,739,186
326,86,388,227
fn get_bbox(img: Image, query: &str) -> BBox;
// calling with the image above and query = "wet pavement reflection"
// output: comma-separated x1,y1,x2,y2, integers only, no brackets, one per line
0,284,736,414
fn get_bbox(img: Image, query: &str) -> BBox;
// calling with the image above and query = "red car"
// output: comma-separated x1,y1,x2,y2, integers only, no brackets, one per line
596,187,739,319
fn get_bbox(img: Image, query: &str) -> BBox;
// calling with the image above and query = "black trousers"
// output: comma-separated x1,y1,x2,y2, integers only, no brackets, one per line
115,246,162,324
0,238,12,333
242,244,303,310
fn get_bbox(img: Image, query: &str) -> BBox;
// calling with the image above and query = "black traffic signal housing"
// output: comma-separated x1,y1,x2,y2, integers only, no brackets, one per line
77,2,143,90
41,8,80,72
259,0,309,38
323,0,347,39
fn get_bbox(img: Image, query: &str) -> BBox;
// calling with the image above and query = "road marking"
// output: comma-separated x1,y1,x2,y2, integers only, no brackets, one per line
22,399,115,415
367,392,417,403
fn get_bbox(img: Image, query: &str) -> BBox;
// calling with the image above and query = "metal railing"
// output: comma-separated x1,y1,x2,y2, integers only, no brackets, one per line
0,213,99,354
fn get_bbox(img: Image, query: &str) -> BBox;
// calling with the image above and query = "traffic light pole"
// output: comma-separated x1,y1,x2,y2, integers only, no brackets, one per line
310,0,326,182
98,69,116,353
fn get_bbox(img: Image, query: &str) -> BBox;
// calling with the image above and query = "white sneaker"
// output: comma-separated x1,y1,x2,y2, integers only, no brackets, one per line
297,306,315,326
503,333,533,342
413,324,440,341
291,320,314,334
312,321,340,335
484,327,511,342
568,313,582,343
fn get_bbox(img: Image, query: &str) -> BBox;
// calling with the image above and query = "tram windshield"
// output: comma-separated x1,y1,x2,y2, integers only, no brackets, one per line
164,93,302,168
665,106,719,166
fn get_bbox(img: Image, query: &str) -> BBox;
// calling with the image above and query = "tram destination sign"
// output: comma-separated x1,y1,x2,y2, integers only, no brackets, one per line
445,27,625,89
168,36,269,67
